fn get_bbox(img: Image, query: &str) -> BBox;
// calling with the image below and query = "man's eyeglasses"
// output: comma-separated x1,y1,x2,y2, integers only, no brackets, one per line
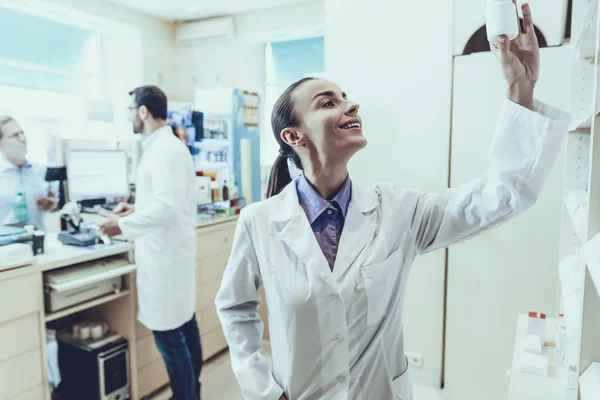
125,105,139,111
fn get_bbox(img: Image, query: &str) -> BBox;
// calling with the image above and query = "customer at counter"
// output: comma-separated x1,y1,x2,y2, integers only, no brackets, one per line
0,116,58,231
99,86,202,400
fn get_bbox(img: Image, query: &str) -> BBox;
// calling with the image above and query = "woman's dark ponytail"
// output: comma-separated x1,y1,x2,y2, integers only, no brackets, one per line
266,154,292,198
266,77,314,198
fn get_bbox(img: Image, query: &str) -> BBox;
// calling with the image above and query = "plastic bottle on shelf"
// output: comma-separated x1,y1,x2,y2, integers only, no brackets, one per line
486,0,519,43
222,180,230,201
211,177,221,202
13,192,28,223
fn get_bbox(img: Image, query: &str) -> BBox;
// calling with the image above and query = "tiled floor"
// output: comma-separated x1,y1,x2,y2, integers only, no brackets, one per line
150,342,443,400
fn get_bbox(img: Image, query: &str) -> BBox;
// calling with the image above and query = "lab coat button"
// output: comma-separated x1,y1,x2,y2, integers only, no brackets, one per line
332,334,342,342
336,375,347,383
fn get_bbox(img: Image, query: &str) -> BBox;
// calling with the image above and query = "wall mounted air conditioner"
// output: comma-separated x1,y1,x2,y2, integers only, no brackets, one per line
176,16,235,44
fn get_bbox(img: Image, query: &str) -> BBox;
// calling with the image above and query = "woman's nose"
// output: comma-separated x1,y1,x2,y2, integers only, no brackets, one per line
345,102,360,115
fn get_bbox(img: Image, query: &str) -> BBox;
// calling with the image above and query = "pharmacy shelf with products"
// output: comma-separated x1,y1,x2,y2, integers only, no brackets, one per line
508,1,600,398
558,0,600,399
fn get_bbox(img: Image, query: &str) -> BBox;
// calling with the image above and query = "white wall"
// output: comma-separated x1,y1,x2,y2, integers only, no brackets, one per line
173,1,324,102
325,0,454,386
236,0,324,42
174,40,266,102
53,0,177,97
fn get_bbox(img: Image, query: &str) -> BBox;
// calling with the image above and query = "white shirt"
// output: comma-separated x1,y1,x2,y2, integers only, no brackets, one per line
118,126,197,331
215,99,571,400
0,152,50,231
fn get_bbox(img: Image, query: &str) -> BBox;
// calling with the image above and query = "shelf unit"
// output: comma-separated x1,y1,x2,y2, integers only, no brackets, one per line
581,233,600,297
580,362,600,399
44,289,131,323
561,0,600,398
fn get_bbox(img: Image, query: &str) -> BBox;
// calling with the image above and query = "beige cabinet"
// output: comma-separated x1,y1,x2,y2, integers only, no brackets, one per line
0,273,44,400
195,221,234,360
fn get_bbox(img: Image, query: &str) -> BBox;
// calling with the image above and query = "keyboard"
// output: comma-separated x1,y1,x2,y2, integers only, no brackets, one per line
102,203,118,211
45,256,134,287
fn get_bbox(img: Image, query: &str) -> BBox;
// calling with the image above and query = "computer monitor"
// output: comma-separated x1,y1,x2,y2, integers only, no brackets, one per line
66,149,129,201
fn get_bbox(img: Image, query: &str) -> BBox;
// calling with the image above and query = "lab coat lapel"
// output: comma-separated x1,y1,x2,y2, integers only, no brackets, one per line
270,180,338,292
333,184,379,279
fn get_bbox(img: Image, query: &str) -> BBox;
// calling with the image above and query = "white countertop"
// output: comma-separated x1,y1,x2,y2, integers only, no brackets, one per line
0,235,133,281
507,314,568,400
0,216,238,281
196,215,238,228
83,210,237,230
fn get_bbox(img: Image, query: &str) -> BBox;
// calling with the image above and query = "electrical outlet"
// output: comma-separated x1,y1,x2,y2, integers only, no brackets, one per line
406,352,423,369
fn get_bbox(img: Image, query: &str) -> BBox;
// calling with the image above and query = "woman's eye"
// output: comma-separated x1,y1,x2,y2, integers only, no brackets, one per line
322,100,334,108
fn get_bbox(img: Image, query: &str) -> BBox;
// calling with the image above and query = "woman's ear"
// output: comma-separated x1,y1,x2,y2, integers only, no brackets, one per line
280,128,305,149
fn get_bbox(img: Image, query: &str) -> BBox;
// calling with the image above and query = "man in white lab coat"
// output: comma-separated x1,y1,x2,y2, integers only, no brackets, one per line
99,86,201,400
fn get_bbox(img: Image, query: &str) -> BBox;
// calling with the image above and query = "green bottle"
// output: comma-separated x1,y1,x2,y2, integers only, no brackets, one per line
13,192,28,223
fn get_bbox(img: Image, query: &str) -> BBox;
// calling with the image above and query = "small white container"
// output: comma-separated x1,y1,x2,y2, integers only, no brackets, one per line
79,326,91,340
519,352,549,377
196,176,212,205
486,0,519,42
527,312,547,344
524,334,543,355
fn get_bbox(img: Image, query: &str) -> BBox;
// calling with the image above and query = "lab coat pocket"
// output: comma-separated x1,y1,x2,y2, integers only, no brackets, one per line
360,249,404,326
391,367,413,400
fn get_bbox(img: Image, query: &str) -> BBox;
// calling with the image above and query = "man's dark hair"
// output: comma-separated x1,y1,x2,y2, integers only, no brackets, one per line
129,86,168,120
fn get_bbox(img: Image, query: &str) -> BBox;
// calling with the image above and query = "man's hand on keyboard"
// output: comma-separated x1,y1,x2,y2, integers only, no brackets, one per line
98,213,122,238
113,202,135,217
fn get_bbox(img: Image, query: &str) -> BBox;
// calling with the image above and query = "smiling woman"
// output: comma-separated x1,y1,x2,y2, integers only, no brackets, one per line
266,78,365,199
215,4,573,400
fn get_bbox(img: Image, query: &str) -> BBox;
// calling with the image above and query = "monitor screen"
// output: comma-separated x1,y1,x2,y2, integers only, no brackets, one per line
66,149,129,201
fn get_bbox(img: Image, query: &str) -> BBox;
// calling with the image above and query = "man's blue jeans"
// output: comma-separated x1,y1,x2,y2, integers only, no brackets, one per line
153,314,203,400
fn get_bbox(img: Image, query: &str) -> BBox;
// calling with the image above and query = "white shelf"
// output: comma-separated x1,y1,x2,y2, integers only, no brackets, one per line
195,162,230,170
559,256,584,298
45,264,137,292
582,233,600,297
508,315,567,400
575,0,599,60
44,289,131,322
565,190,589,243
193,139,229,150
570,114,593,132
580,362,600,400
563,290,583,366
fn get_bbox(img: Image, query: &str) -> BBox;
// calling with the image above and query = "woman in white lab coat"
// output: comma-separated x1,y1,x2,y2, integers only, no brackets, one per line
215,4,570,400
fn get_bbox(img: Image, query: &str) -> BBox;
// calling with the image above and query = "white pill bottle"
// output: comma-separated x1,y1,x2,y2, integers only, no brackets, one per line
486,0,520,42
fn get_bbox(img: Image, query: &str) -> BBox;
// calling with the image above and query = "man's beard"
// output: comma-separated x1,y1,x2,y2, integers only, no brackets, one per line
133,120,143,134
